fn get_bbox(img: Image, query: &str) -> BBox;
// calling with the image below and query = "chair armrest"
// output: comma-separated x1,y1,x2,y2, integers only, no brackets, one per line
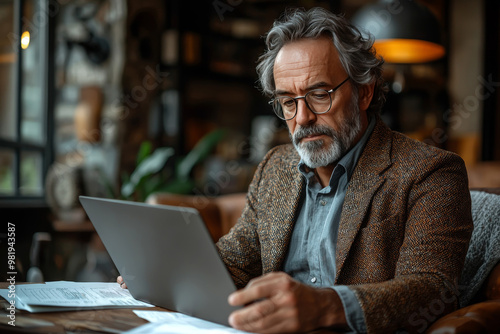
426,300,500,334
213,193,246,235
467,162,500,188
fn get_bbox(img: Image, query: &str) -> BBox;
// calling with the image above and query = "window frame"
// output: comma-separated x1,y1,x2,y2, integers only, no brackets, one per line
0,0,54,206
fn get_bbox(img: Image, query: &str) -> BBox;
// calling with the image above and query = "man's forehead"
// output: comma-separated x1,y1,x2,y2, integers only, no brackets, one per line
273,38,345,92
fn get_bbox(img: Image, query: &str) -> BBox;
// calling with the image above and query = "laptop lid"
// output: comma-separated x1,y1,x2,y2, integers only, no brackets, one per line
79,196,239,326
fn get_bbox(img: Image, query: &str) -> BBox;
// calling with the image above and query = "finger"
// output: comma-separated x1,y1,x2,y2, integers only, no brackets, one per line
229,273,290,306
229,286,266,306
245,272,288,288
230,299,297,333
229,298,276,329
117,276,127,289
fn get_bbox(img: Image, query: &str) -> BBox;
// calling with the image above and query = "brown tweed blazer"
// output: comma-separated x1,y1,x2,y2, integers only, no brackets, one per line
216,117,473,333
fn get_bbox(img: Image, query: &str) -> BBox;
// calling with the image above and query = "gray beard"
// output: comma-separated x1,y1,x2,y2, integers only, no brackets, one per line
291,98,362,169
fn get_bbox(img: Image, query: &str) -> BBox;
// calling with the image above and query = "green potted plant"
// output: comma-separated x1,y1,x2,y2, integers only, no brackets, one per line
119,129,226,202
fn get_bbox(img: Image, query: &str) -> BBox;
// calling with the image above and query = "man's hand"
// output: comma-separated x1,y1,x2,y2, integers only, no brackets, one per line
117,276,127,289
227,272,348,333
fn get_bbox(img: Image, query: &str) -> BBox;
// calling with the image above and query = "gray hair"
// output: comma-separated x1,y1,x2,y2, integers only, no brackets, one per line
256,7,386,114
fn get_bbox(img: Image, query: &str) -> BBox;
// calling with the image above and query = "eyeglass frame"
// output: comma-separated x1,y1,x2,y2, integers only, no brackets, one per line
268,77,350,121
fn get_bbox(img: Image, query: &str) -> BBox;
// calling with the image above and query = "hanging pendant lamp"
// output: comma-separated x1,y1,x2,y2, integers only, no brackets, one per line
351,0,445,63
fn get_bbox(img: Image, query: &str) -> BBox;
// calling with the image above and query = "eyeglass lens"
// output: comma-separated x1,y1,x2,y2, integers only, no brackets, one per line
273,89,333,120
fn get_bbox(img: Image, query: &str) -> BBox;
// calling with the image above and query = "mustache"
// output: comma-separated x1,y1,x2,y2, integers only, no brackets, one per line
292,124,335,146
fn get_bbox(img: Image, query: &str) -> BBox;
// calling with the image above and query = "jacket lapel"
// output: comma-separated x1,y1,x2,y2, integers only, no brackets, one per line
335,118,393,281
262,149,304,273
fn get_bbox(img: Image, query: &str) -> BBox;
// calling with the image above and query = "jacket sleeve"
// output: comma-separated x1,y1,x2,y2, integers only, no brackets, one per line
215,146,282,288
349,151,473,333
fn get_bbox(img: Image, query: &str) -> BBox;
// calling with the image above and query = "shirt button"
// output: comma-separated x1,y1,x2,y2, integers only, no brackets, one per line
320,200,326,206
310,277,317,283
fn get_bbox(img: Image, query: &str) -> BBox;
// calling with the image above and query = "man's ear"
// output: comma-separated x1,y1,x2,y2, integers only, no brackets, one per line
358,82,375,112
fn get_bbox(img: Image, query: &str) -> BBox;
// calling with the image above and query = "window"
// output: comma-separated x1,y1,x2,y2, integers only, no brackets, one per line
0,0,52,202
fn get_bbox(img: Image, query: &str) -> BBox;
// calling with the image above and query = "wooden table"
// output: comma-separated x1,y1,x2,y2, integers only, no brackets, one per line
0,282,168,333
0,283,340,334
0,307,170,333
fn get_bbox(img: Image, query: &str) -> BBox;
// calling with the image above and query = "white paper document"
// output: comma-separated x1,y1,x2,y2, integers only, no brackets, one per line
0,281,154,313
126,311,251,334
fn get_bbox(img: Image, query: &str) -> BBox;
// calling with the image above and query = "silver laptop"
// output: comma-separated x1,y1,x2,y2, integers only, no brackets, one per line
79,196,239,326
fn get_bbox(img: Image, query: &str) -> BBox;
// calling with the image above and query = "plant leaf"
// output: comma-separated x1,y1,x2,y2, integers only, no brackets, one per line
121,147,174,198
176,129,226,180
140,174,167,202
136,141,153,166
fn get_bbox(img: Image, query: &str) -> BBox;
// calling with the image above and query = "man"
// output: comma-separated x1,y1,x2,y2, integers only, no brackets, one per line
120,7,473,333
217,7,472,334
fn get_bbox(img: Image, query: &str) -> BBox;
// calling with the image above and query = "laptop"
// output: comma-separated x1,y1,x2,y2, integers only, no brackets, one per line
79,196,240,326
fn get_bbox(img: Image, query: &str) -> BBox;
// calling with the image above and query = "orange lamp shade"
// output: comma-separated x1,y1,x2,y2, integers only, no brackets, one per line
352,0,445,64
373,39,446,64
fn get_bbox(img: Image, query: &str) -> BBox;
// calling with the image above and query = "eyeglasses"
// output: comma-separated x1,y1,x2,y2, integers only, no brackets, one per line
269,77,350,121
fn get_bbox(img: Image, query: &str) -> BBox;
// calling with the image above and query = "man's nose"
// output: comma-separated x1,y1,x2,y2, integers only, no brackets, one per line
294,98,316,126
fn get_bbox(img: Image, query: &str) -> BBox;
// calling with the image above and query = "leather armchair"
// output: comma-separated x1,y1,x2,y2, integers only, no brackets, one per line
147,188,500,333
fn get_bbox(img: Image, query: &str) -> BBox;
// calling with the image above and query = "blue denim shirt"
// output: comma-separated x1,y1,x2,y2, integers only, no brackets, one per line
283,116,376,333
